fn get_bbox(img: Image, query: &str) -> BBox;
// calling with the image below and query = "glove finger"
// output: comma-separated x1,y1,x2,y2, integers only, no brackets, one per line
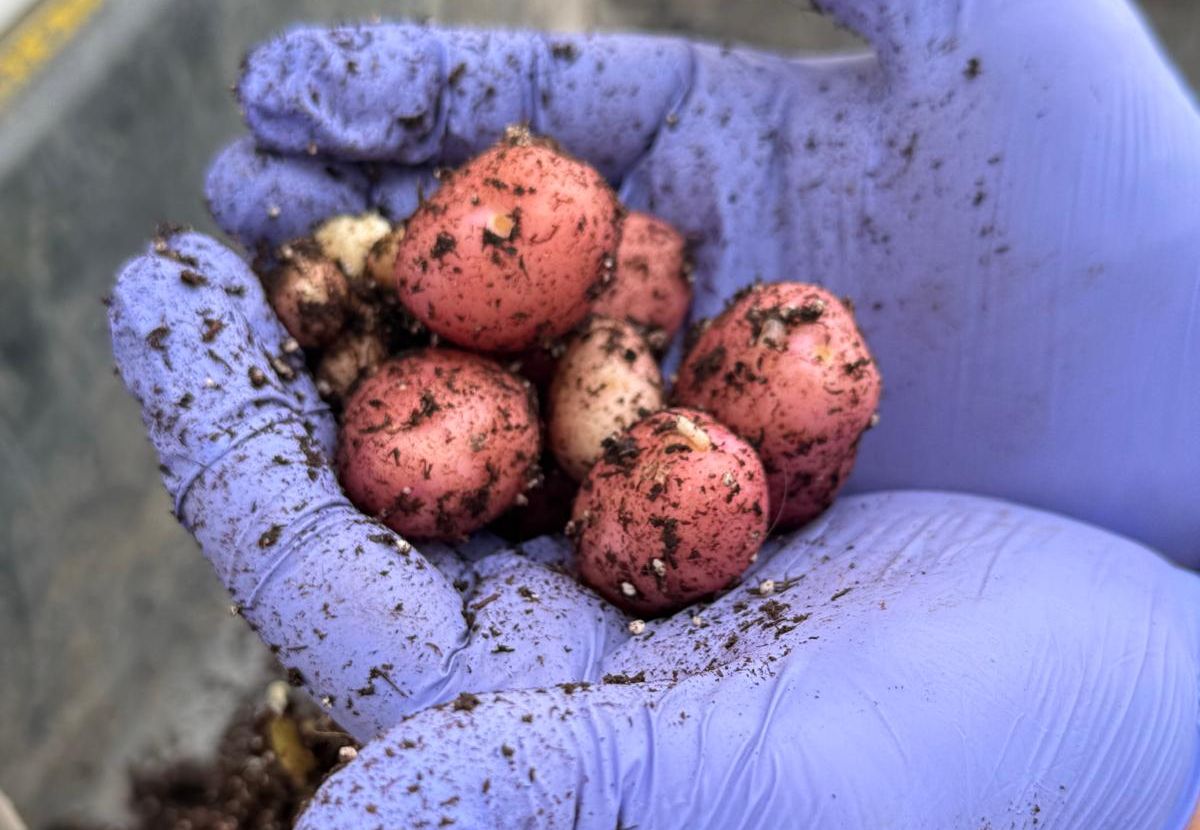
107,232,607,741
450,539,630,688
237,23,692,180
205,136,370,254
370,163,439,221
205,137,440,255
109,231,455,739
296,682,655,829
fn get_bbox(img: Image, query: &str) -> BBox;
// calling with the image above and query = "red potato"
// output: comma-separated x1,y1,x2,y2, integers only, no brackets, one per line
593,211,691,340
548,317,665,481
337,349,540,541
394,129,620,352
267,241,350,348
571,408,768,617
674,283,881,530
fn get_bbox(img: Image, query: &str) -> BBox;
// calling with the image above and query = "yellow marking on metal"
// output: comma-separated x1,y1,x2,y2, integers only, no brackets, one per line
0,0,103,108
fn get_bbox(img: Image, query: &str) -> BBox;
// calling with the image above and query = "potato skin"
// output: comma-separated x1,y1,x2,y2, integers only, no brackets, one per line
571,408,768,616
674,283,881,530
316,329,388,402
314,212,393,286
365,225,405,293
394,136,620,352
593,211,691,339
336,349,540,541
548,317,665,481
267,242,349,348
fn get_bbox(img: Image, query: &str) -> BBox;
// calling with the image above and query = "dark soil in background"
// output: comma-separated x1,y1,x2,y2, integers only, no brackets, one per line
49,686,356,830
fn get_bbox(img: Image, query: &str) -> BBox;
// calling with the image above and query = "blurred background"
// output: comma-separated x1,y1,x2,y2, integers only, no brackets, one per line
0,0,1196,826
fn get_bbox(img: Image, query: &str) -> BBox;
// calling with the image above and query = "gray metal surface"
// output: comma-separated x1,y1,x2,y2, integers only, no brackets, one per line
0,1,1195,825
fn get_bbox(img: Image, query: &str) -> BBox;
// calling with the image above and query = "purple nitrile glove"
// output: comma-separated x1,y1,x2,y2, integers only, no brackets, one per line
108,0,1200,826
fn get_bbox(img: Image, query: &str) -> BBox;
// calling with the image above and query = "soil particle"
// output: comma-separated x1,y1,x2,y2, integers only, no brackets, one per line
258,524,282,548
689,344,726,383
405,390,442,428
451,692,482,712
180,269,208,287
201,316,225,343
602,671,646,685
146,325,170,351
431,232,457,260
550,42,579,62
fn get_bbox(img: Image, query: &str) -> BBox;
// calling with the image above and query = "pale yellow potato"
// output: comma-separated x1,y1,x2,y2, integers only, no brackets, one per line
549,317,664,481
365,225,406,292
314,212,393,286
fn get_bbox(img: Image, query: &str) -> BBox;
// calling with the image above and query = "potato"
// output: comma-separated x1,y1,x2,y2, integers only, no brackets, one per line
267,241,349,348
593,211,691,339
394,129,620,352
570,408,768,616
315,329,388,402
674,283,881,529
313,212,393,288
365,225,405,293
548,317,665,481
337,349,540,541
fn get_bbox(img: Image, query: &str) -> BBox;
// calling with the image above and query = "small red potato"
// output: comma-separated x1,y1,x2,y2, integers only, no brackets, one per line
394,129,620,352
571,408,768,616
593,211,691,339
337,349,540,541
674,283,881,530
267,241,350,348
548,317,664,481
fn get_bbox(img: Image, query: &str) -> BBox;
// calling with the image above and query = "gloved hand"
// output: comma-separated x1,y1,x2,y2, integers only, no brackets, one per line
108,0,1200,826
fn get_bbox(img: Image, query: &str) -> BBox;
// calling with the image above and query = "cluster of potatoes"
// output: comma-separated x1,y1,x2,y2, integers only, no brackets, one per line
261,127,881,617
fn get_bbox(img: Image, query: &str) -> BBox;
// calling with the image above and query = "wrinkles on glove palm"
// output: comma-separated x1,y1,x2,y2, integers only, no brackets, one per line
298,492,1200,829
209,0,1200,564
